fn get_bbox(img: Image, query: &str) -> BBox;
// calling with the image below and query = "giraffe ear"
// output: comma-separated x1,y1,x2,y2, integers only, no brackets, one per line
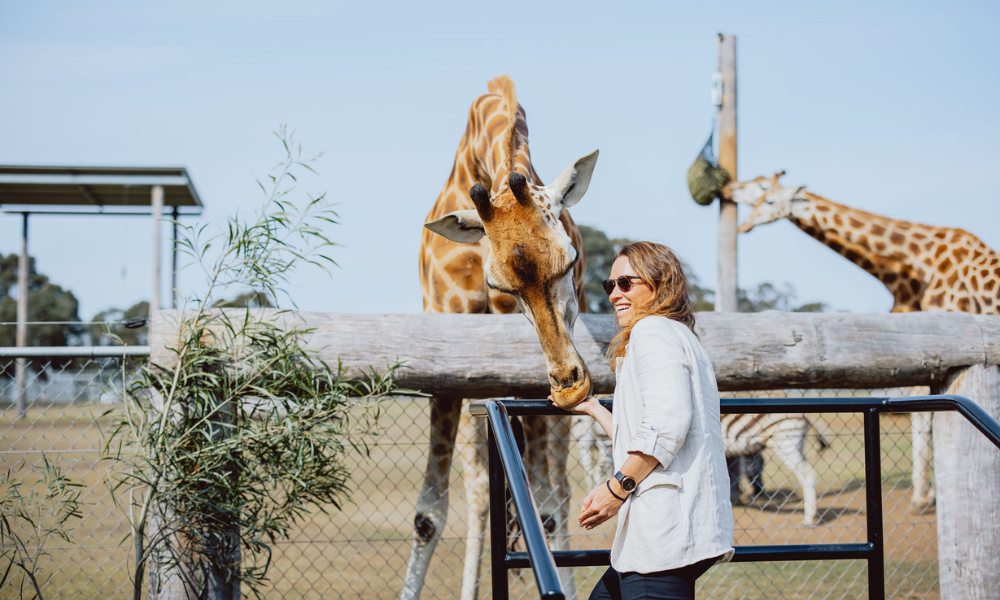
548,149,599,209
425,210,486,244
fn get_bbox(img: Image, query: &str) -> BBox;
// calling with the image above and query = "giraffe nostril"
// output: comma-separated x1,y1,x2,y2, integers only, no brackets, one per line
551,366,584,390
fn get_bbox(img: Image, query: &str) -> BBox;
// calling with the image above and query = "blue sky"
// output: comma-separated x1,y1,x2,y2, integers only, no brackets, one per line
2,1,999,319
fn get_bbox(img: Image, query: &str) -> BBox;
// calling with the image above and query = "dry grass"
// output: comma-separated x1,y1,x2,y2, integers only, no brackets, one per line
1,402,939,599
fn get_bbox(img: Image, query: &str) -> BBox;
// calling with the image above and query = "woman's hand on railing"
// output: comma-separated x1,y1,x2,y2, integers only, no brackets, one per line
577,480,624,530
555,395,600,417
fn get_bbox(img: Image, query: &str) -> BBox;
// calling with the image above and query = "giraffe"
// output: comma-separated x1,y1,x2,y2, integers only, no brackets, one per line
405,76,598,600
727,171,1000,510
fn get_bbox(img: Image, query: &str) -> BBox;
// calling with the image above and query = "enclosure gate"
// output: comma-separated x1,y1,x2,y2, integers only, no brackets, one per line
470,395,1000,600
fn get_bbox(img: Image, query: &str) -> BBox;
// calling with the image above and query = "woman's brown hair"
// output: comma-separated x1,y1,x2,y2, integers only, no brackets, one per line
606,241,697,368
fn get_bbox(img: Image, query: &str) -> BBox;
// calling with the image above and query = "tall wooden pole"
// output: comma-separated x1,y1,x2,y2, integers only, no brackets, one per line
15,214,29,419
151,185,163,313
716,34,739,313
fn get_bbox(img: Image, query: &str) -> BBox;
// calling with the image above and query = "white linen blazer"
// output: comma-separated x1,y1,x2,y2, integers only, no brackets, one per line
609,315,735,574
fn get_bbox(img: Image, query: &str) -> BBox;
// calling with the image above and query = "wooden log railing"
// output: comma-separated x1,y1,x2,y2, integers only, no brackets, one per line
152,310,1000,395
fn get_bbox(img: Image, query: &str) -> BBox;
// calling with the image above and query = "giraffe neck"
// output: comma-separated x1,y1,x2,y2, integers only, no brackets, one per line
791,193,901,275
431,86,537,219
459,95,537,196
789,192,939,310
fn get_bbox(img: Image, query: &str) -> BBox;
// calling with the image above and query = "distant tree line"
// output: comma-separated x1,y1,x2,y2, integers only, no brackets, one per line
578,225,827,315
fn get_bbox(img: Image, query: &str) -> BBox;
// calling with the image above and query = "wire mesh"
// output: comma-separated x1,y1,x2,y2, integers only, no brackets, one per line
1,354,940,599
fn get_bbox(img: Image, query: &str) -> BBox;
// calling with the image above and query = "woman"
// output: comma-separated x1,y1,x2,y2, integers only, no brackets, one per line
573,241,734,600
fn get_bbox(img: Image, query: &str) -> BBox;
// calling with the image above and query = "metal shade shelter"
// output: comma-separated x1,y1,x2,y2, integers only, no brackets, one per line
0,165,203,215
0,165,204,418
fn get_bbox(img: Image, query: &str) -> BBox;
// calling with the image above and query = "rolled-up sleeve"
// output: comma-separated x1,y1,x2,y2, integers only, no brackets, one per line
625,319,693,469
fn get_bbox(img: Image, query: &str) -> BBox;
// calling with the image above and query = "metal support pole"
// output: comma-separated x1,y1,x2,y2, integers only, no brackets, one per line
716,33,739,313
488,426,509,600
15,213,29,419
151,185,163,313
171,206,179,309
864,409,885,599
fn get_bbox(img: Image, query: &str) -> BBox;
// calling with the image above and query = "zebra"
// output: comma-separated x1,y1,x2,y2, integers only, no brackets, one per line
573,411,830,527
722,413,831,527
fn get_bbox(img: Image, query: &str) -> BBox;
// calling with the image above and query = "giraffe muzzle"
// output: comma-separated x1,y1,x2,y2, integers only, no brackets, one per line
549,368,591,409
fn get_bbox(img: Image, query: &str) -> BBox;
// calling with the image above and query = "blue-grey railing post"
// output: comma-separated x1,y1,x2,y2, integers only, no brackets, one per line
478,400,565,599
864,409,885,599
487,424,509,600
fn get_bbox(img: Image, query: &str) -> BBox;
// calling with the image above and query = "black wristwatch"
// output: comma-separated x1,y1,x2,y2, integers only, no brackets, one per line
614,470,637,494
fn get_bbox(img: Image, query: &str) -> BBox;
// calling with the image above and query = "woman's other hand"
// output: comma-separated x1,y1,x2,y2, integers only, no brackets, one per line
577,481,624,530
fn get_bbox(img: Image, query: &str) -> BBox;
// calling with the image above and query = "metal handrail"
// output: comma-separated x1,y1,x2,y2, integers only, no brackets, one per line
471,394,1000,600
483,400,564,599
0,345,150,359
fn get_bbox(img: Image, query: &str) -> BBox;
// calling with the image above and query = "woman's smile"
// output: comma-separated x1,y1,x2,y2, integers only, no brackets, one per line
608,255,654,327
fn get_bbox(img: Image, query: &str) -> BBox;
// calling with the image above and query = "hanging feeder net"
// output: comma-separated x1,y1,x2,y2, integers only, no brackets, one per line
687,132,731,206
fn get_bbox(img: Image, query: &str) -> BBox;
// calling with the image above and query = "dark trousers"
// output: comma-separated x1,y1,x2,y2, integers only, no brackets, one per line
588,557,718,600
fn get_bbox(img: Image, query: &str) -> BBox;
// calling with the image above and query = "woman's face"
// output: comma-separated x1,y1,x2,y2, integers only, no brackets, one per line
609,255,655,327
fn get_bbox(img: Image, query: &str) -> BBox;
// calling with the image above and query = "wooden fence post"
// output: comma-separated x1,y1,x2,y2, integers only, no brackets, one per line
933,364,1000,599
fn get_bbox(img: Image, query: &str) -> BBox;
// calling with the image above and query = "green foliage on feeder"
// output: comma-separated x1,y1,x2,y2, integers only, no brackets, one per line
687,133,731,206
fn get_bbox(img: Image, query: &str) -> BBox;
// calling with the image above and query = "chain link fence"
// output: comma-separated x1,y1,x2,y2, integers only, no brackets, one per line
1,350,940,599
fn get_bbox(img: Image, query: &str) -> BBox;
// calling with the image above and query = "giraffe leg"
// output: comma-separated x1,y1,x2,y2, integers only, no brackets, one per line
595,421,613,486
771,427,819,527
401,396,461,600
910,411,935,512
457,400,489,600
575,416,613,490
572,417,598,489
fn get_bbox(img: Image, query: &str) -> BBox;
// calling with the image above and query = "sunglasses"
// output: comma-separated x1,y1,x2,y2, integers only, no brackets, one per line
602,276,645,296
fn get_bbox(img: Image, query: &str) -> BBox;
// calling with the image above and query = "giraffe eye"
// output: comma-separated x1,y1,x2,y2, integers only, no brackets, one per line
486,272,516,294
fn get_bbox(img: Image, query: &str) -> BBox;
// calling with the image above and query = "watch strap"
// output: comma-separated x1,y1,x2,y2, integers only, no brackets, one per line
606,480,626,502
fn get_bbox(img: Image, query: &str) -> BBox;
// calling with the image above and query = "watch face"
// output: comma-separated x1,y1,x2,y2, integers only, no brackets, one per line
616,471,637,492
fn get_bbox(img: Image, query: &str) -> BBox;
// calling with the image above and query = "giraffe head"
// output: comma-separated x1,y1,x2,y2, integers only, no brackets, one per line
424,151,599,408
728,170,807,233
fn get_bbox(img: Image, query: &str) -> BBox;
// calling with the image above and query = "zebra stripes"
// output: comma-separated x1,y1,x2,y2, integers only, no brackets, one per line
722,413,831,456
722,413,830,526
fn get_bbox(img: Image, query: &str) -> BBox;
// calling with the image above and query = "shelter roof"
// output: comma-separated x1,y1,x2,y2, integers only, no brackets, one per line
0,165,203,215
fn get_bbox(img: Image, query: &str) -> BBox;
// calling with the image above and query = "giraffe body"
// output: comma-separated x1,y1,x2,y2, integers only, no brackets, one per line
730,172,1000,509
406,76,597,600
